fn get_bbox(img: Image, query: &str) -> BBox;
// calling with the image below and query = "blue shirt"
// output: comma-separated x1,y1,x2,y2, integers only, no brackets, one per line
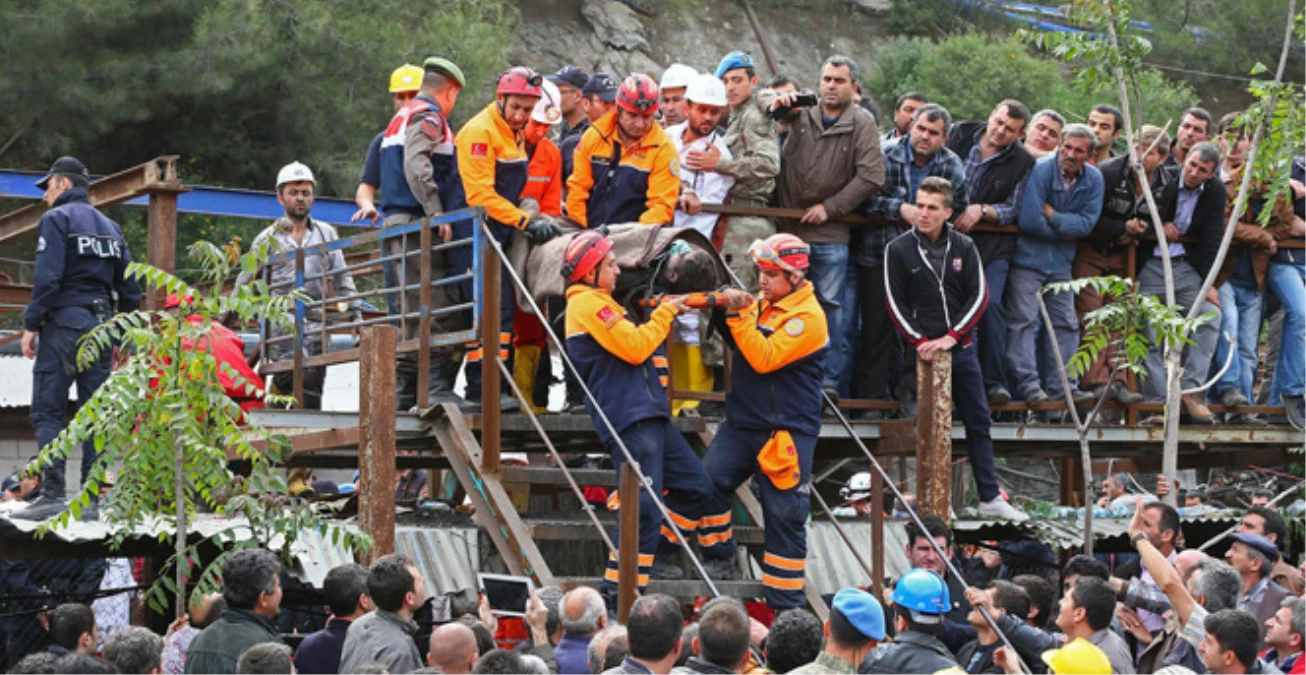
1156,180,1203,258
360,133,382,188
294,618,352,675
905,143,930,206
555,634,592,675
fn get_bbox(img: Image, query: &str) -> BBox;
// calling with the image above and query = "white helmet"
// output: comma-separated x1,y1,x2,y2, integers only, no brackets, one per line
685,73,728,107
659,63,698,91
276,161,315,189
840,472,873,502
531,79,564,125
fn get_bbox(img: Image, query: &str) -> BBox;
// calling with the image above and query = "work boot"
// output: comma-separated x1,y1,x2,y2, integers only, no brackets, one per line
986,386,1011,406
1233,413,1269,426
1284,395,1305,431
15,471,67,521
1108,381,1144,404
702,557,737,581
1220,388,1250,408
650,557,684,581
977,497,1029,522
461,394,520,414
1181,394,1215,424
1070,388,1096,406
1023,389,1050,405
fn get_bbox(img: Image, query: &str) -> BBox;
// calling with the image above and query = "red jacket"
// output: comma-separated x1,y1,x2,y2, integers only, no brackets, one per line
522,138,563,216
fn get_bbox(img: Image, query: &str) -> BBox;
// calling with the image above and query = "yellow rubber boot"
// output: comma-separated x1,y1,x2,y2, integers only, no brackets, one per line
670,343,713,415
512,344,547,414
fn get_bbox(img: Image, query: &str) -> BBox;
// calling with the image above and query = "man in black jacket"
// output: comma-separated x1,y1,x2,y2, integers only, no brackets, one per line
884,177,1026,521
1073,125,1170,405
1140,141,1226,424
946,99,1036,405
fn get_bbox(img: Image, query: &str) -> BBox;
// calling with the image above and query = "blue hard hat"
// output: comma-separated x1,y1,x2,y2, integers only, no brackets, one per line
832,588,886,641
715,51,756,79
892,569,950,623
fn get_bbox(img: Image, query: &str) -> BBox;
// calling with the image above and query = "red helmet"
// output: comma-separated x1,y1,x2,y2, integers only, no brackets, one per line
748,233,809,273
497,67,544,98
562,231,614,283
616,74,660,115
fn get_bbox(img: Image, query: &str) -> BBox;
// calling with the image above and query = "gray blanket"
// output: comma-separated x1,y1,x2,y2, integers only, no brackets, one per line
507,222,727,313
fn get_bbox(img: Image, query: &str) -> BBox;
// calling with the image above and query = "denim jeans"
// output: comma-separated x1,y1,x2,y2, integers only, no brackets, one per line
836,262,860,397
1005,266,1079,398
807,242,850,388
977,258,1011,391
1267,262,1305,399
1212,282,1263,402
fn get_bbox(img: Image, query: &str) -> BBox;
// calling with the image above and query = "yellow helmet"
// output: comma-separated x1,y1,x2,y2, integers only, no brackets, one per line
389,64,424,93
1042,638,1112,675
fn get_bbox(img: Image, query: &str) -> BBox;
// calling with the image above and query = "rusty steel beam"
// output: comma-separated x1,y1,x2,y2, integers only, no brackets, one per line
0,157,188,246
916,351,953,523
359,325,398,565
0,282,32,308
617,464,640,624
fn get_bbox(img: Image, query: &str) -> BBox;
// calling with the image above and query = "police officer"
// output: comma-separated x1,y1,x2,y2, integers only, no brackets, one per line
19,156,142,521
696,233,828,611
860,569,961,674
561,230,714,598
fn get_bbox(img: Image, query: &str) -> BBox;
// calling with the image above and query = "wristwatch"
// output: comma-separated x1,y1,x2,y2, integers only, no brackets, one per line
1131,532,1148,547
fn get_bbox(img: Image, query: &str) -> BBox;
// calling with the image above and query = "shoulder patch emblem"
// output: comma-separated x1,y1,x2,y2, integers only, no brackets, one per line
669,157,681,175
952,257,963,272
785,318,804,336
470,142,489,158
596,305,619,328
37,236,46,253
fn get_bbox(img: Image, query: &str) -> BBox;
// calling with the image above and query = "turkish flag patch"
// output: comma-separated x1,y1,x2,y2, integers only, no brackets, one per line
596,305,618,328
470,143,488,157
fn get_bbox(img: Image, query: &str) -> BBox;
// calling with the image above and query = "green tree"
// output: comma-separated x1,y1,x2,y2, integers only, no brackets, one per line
0,0,519,196
25,239,370,617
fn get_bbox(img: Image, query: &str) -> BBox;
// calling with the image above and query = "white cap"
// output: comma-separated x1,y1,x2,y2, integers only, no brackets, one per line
840,472,872,501
531,79,564,125
685,73,728,107
276,161,315,188
660,63,698,91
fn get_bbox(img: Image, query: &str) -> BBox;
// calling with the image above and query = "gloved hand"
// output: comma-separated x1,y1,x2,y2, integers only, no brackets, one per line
525,217,561,244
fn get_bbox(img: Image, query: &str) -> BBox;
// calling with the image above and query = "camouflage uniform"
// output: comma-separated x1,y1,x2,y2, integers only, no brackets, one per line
717,93,780,292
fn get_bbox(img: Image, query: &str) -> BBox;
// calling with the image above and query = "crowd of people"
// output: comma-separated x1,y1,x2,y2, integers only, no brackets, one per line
4,502,1300,675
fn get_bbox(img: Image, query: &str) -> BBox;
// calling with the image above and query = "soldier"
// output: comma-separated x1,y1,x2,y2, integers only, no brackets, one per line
19,157,142,521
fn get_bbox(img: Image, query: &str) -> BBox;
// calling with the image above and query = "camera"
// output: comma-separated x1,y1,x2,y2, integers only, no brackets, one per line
769,93,819,121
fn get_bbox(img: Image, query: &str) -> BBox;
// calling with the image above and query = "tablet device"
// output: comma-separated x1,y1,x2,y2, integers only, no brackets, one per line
478,573,533,617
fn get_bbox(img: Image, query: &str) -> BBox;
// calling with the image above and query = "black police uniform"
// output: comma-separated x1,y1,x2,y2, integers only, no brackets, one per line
22,171,141,511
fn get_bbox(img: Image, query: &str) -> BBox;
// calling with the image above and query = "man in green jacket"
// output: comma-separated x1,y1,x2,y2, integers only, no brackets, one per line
185,549,284,674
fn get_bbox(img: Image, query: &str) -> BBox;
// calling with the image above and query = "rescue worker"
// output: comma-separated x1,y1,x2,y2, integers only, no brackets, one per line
546,65,591,146
883,177,1028,522
566,74,680,229
513,79,566,412
561,230,715,598
658,63,698,128
860,569,961,673
559,72,618,183
830,472,874,517
379,57,466,410
696,233,828,610
19,156,143,521
447,67,561,413
353,63,424,317
234,162,363,411
667,73,734,414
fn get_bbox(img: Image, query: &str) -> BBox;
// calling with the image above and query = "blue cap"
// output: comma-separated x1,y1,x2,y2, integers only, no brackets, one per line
714,51,756,79
2,473,19,494
337,483,356,495
1230,532,1281,563
582,72,619,101
547,65,590,90
832,588,885,641
891,569,950,624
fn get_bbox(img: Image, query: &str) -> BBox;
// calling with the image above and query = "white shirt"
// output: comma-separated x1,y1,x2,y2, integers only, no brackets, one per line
667,122,734,238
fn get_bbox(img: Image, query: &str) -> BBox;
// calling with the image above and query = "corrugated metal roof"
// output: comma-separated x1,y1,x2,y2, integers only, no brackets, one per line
291,525,480,597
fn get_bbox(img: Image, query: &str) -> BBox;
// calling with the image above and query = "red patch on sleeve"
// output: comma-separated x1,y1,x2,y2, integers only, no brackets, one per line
470,143,488,157
596,305,617,327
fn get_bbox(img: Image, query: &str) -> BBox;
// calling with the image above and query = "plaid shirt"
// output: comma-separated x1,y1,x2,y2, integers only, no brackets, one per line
1123,575,1172,616
860,136,967,267
963,131,1026,225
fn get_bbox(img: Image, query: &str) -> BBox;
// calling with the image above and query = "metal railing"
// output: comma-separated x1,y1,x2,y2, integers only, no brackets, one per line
256,208,486,407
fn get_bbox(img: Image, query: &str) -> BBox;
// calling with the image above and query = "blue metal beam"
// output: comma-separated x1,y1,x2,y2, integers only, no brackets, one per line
0,169,368,229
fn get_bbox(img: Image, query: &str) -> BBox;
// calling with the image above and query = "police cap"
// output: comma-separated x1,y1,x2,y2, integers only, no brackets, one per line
35,156,89,190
